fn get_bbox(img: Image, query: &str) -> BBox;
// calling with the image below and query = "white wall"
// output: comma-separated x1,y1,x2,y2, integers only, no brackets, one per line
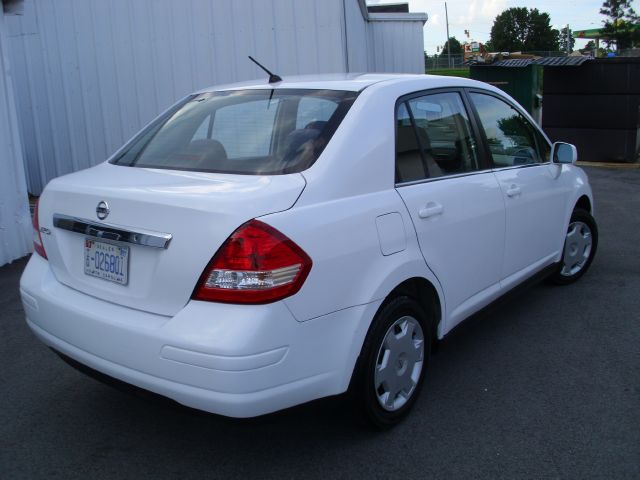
368,13,426,74
7,0,348,195
343,0,370,72
7,0,426,196
0,6,32,266
343,3,426,74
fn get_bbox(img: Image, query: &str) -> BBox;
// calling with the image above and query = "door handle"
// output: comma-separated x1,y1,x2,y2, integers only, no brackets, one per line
506,184,522,197
418,202,443,219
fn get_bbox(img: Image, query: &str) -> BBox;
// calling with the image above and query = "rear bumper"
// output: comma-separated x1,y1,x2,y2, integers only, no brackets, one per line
20,254,378,417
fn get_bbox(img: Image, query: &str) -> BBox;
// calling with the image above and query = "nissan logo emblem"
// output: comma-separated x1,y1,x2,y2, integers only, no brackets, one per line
96,201,110,220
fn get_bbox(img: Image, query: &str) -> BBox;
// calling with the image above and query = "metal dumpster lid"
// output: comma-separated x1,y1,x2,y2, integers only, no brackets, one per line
472,56,592,67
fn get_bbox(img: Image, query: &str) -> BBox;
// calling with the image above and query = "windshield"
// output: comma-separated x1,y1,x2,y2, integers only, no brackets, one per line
112,89,358,175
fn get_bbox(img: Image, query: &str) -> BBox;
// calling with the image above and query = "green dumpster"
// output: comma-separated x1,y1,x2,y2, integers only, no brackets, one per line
470,64,543,123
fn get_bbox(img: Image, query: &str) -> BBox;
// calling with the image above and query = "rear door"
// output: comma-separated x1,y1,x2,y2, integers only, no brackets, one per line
468,91,568,288
395,90,506,328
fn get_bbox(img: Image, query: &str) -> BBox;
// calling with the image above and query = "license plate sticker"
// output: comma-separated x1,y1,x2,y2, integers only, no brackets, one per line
84,239,129,285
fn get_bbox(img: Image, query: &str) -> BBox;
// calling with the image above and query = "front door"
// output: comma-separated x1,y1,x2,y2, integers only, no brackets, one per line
468,91,567,289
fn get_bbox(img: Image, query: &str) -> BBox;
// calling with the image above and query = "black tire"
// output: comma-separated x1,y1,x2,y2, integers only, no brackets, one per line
349,295,431,429
549,208,598,285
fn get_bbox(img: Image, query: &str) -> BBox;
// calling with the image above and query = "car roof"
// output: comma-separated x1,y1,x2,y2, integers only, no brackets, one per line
195,73,491,94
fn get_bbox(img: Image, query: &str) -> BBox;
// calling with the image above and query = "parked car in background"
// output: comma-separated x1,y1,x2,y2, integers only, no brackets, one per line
20,73,597,428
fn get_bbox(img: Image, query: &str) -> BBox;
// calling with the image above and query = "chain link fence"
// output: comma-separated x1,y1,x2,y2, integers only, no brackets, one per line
424,54,465,71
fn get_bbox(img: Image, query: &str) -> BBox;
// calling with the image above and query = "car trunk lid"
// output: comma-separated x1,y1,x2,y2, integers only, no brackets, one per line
38,162,306,316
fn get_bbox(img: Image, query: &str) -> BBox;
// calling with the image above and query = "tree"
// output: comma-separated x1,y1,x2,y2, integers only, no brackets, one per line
488,7,560,52
559,26,576,53
600,0,640,50
443,37,463,55
580,40,596,54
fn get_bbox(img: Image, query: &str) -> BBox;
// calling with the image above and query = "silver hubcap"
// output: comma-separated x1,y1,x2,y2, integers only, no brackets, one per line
561,221,592,277
374,316,424,412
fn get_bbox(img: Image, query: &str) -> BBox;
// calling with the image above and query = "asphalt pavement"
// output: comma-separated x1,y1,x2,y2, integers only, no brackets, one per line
1,166,638,479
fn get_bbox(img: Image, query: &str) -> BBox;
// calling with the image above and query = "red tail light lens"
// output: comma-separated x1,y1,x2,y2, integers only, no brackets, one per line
32,199,47,259
193,219,312,304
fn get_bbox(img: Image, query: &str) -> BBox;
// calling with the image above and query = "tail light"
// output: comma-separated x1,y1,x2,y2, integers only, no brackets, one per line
193,219,311,304
32,199,47,259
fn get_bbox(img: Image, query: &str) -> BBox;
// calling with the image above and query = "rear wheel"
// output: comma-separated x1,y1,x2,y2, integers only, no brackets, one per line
350,296,431,429
549,209,598,285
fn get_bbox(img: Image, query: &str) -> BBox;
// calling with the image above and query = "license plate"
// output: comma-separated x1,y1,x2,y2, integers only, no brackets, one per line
84,239,129,285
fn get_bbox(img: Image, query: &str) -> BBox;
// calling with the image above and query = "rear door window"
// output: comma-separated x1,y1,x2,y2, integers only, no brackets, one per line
395,91,480,183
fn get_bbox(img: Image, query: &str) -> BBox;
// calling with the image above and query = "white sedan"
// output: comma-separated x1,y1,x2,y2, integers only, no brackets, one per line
20,73,597,428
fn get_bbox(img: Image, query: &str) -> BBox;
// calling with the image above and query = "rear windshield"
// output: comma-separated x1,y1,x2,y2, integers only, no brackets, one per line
112,89,358,175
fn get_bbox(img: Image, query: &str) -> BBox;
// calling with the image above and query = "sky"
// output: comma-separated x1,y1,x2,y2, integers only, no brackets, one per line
367,0,640,54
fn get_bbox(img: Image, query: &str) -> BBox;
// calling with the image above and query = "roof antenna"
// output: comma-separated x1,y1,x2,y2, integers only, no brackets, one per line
248,56,282,83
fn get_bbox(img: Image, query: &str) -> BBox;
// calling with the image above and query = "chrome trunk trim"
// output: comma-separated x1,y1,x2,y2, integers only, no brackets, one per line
53,214,172,249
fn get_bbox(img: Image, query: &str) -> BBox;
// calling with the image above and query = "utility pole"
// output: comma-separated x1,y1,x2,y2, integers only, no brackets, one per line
445,2,451,68
566,24,571,54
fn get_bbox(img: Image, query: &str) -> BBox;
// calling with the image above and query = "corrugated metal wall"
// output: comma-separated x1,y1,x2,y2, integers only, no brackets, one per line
343,0,370,72
7,0,349,195
7,0,425,195
343,5,426,75
368,15,426,73
0,7,33,266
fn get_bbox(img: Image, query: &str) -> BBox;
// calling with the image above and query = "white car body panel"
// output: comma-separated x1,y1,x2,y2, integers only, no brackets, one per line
396,172,505,331
557,165,594,252
38,165,306,316
265,189,442,323
493,164,570,283
20,73,594,417
21,253,382,417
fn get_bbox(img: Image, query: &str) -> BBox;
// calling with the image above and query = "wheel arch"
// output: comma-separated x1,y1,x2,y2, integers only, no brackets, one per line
555,169,595,262
384,277,442,346
345,274,443,396
575,194,592,213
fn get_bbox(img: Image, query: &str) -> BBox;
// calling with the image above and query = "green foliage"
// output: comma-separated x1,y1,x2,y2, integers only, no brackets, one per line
488,7,560,52
443,37,463,55
497,115,529,141
559,26,576,53
580,40,612,57
600,0,640,49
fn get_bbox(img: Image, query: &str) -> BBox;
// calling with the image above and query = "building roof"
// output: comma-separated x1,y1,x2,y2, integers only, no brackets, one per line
2,0,24,15
367,3,409,13
360,0,427,24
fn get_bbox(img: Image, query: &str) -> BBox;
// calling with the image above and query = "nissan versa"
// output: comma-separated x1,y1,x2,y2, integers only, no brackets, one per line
20,73,597,428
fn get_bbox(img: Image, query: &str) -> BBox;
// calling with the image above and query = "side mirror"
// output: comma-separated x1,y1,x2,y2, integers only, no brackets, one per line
551,142,578,164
